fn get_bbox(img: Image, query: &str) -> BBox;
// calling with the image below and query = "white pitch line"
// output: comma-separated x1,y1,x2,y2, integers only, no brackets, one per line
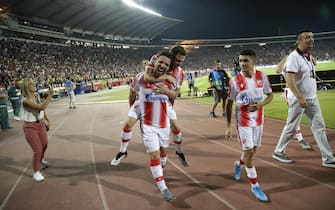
0,113,70,209
89,110,109,210
0,161,30,209
0,111,68,210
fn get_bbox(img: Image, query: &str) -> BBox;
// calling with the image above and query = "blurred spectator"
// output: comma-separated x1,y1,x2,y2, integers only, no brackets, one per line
185,71,195,96
8,79,21,120
232,59,241,77
0,82,11,130
65,76,76,109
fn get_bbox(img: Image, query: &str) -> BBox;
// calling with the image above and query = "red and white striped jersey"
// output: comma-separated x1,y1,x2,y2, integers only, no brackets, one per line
228,70,272,127
133,74,175,128
131,72,144,92
169,66,185,89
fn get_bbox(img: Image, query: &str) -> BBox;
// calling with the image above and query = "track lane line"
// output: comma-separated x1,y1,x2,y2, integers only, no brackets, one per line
0,114,70,209
89,109,109,210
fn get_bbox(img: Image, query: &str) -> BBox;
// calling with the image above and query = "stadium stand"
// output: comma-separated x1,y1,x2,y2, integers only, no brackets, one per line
0,1,334,92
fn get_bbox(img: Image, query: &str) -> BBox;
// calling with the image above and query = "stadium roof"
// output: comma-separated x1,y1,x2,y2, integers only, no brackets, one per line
0,0,183,41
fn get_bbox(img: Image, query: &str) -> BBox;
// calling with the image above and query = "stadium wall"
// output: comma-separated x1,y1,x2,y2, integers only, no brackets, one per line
269,69,335,92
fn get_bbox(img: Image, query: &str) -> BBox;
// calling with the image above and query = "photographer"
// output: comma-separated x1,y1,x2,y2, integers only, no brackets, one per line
21,78,53,182
208,60,230,117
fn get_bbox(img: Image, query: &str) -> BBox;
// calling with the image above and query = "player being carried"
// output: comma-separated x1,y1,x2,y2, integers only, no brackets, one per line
111,45,189,168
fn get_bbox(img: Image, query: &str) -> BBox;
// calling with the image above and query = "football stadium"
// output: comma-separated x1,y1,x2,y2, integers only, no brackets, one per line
0,0,335,209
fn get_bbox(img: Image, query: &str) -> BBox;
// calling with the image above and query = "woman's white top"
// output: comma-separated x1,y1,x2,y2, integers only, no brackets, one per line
21,95,45,122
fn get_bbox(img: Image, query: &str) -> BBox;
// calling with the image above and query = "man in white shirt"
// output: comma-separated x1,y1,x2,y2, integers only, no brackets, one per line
272,30,335,168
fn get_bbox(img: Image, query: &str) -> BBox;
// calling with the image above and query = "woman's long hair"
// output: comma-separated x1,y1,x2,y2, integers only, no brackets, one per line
21,78,32,100
20,78,41,116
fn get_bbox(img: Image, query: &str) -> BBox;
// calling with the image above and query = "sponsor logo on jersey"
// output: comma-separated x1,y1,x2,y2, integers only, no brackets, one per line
239,93,263,105
145,92,168,102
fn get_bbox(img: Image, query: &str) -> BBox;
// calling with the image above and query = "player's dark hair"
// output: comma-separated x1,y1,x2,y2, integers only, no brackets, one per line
296,29,312,40
240,49,256,58
170,45,186,58
156,51,172,60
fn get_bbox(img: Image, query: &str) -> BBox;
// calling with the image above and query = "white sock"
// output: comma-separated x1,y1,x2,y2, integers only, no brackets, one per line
173,129,182,153
150,159,167,192
160,154,168,168
120,127,132,153
245,166,258,186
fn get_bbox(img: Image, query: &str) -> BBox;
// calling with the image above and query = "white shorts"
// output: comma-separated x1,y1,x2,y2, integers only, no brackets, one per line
128,100,177,120
69,91,76,102
168,105,177,120
237,125,263,150
128,100,140,119
142,124,170,153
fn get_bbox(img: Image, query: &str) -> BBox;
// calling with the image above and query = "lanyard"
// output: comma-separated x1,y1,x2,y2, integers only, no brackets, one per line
300,54,315,79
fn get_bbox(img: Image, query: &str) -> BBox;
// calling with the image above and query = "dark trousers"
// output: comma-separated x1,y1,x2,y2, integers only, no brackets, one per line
10,98,20,116
0,106,9,129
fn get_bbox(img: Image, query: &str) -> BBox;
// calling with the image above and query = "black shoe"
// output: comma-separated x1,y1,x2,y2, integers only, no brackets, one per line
272,152,294,163
210,112,217,118
111,151,128,166
298,139,312,150
176,151,189,166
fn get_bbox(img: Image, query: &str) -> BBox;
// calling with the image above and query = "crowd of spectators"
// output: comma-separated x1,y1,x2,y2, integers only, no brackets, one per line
0,38,159,87
0,32,334,88
183,40,334,71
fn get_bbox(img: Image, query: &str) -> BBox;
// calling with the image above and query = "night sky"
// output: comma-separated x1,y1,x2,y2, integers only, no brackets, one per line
142,0,335,40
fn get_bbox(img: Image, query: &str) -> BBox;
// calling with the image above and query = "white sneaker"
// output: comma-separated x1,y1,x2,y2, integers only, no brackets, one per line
110,151,127,166
33,171,45,182
14,116,21,121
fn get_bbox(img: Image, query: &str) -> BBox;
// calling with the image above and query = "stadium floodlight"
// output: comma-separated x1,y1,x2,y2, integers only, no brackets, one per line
122,0,162,17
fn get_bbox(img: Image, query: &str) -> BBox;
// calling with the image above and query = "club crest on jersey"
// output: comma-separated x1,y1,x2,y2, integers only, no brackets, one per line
256,80,263,87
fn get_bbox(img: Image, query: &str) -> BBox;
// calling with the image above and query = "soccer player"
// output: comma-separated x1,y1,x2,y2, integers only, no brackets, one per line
134,51,176,201
226,50,273,202
111,46,189,167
